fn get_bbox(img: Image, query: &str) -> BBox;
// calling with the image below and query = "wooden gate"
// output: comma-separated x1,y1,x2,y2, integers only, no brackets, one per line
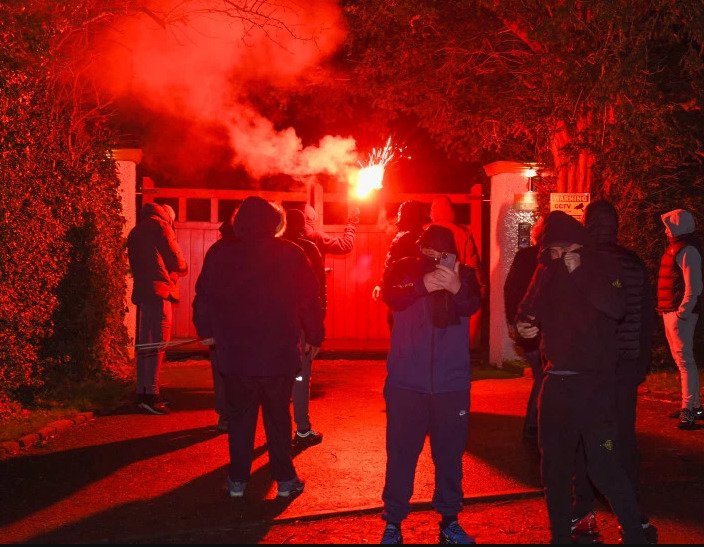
140,178,484,352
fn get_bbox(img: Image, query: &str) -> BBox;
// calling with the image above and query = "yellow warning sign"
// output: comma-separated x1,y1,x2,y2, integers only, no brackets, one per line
550,193,590,221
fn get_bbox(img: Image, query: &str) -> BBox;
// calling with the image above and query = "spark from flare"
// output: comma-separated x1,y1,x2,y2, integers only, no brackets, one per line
349,137,400,200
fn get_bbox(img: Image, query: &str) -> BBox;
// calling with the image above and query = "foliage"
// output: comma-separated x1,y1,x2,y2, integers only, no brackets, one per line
340,0,704,360
0,0,131,413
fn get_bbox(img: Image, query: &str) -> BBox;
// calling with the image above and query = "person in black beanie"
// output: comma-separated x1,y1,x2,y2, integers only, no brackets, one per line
516,210,648,544
378,224,482,545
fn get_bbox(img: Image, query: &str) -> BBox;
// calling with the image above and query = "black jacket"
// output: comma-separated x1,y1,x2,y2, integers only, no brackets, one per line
193,197,324,377
504,245,541,352
517,247,626,376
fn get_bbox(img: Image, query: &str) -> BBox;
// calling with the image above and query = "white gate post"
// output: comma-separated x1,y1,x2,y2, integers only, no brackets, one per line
112,148,143,357
483,161,538,367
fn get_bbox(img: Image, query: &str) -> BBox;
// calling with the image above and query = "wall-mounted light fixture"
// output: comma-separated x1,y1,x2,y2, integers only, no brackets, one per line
513,166,539,211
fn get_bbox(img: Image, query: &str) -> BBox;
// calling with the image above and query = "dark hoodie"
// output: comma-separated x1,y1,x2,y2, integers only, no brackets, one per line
283,209,327,315
517,210,626,376
127,202,188,304
584,200,655,382
382,224,481,393
193,196,325,377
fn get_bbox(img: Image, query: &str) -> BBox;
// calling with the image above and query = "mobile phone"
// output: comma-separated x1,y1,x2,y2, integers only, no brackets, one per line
438,252,457,269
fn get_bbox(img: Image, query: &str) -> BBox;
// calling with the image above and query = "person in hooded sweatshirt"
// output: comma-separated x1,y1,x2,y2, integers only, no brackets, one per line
371,200,429,330
203,210,239,433
657,208,703,430
570,200,657,543
303,203,358,262
379,224,482,545
503,216,546,443
192,196,325,500
127,202,188,415
516,210,647,544
283,208,327,448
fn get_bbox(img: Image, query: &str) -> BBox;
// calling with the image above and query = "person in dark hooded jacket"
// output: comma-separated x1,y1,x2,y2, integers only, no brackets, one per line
192,196,325,499
371,200,429,330
516,210,647,544
503,216,546,443
283,208,327,447
569,200,657,543
379,224,481,545
127,202,188,415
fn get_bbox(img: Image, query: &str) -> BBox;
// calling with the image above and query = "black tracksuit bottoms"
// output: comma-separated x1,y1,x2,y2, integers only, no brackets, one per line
224,374,296,484
382,384,470,524
539,373,646,544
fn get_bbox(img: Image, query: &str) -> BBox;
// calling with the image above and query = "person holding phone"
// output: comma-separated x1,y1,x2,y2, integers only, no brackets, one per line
515,210,648,544
379,224,482,545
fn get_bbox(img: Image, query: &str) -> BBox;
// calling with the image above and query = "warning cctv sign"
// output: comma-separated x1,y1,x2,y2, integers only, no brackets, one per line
550,193,590,221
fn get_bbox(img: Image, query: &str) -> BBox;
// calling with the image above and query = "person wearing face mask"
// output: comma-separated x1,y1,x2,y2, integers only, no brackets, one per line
378,224,482,545
515,210,648,545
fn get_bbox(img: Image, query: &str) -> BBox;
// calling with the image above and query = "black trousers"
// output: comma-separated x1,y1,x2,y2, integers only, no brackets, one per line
382,385,469,523
223,374,296,483
539,373,645,544
572,370,641,518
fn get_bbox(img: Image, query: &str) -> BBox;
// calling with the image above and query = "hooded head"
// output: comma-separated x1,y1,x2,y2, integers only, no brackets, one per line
162,204,176,225
661,209,696,240
304,204,317,226
284,208,306,238
396,200,428,231
417,224,458,255
541,210,589,249
233,196,282,240
531,215,546,246
584,199,618,245
140,202,172,225
430,196,455,223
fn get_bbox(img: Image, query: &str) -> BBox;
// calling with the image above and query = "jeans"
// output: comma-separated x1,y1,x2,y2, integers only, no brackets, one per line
136,299,172,395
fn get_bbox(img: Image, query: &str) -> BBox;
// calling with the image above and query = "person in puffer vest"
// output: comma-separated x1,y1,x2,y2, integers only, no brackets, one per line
656,208,703,429
570,200,657,543
379,224,481,545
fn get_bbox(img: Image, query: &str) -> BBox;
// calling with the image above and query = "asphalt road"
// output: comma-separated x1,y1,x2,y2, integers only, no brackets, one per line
1,358,703,544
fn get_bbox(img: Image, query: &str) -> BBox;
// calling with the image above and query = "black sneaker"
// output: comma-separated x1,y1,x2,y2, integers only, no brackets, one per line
137,400,170,415
618,518,657,544
694,406,704,420
293,429,323,447
276,477,304,498
439,521,476,544
677,408,696,430
571,511,603,544
380,524,403,544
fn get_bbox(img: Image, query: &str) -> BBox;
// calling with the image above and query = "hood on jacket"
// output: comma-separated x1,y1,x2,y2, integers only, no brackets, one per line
541,210,589,249
430,196,455,223
417,224,457,255
396,200,428,231
304,204,318,227
140,202,172,225
233,196,282,240
584,199,618,245
284,208,306,238
662,209,696,239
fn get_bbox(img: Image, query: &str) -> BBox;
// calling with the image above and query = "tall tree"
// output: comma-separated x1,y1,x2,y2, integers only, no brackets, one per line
342,1,704,237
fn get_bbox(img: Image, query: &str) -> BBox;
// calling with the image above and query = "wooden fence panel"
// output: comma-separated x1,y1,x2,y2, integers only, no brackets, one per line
141,179,484,352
